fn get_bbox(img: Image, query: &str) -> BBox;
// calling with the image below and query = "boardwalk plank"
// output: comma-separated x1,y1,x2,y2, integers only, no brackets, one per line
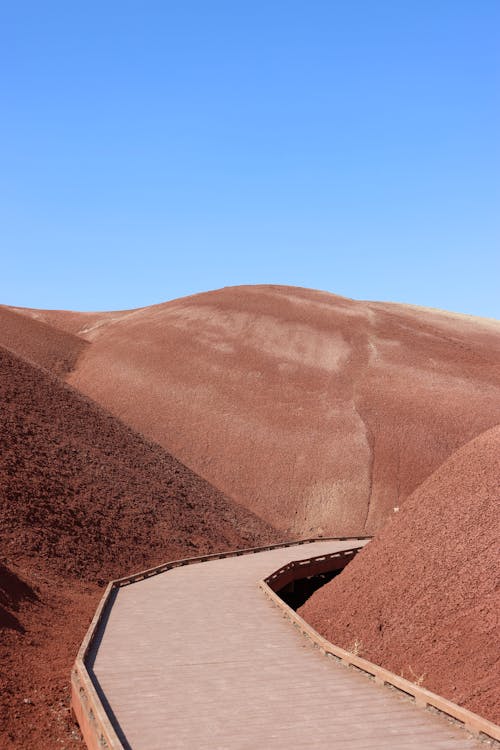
88,541,482,749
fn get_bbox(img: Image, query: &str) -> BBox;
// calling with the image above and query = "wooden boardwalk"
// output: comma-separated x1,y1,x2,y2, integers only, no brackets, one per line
87,540,483,749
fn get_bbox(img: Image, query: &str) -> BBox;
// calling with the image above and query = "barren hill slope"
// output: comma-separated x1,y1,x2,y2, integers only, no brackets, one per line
0,305,88,375
0,345,280,749
0,345,278,578
7,284,500,536
299,425,500,723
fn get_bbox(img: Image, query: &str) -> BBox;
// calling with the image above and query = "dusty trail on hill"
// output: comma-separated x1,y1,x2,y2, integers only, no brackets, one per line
0,345,281,749
299,425,500,724
9,284,500,536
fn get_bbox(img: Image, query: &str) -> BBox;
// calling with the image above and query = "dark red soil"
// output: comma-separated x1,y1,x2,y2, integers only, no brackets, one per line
0,345,281,749
299,425,500,724
0,562,97,750
11,285,499,537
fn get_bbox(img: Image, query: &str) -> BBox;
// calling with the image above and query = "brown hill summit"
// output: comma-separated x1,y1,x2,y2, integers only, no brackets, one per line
299,425,500,724
6,284,500,535
0,345,280,749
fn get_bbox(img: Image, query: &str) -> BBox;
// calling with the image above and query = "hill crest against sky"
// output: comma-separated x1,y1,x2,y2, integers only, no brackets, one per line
3,284,500,537
1,284,499,746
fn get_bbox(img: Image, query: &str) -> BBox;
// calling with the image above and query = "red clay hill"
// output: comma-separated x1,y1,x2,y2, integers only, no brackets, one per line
5,285,500,536
0,344,281,749
1,287,499,744
299,425,500,724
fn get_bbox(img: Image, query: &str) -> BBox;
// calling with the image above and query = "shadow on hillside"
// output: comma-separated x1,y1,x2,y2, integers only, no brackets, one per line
0,563,39,633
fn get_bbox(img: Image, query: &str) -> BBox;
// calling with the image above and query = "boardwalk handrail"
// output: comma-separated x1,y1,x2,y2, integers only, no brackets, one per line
111,535,372,587
72,581,122,750
72,536,500,748
263,547,361,592
71,536,369,749
260,560,500,744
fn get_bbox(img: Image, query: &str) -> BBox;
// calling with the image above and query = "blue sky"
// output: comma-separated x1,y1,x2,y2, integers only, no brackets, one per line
1,1,499,317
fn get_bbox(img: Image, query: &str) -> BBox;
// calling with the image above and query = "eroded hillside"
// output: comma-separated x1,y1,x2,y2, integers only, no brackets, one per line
7,285,499,536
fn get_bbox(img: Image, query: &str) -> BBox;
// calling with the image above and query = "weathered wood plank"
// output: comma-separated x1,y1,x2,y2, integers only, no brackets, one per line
81,540,485,749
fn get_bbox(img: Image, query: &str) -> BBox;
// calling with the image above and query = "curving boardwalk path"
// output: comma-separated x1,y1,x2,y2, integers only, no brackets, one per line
87,540,483,749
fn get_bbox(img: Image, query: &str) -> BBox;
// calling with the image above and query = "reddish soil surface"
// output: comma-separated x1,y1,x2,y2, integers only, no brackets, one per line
2,286,499,745
0,345,281,749
299,425,500,724
0,306,88,377
0,563,97,750
9,285,500,537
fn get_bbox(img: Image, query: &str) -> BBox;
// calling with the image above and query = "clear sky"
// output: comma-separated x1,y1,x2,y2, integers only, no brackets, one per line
1,1,499,317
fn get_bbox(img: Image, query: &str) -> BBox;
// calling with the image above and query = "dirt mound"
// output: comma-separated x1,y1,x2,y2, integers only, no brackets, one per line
298,425,500,723
14,284,499,536
0,345,279,578
0,345,281,748
0,305,88,376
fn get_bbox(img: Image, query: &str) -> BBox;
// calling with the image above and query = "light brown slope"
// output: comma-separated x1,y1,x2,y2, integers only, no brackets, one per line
10,284,500,536
299,425,500,724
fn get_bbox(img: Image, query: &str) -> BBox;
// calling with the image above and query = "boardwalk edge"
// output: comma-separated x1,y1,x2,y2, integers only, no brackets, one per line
259,571,500,743
71,536,499,748
71,537,368,749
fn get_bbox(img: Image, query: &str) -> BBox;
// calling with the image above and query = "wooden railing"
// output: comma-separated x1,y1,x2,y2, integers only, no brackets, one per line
72,536,499,748
264,547,361,592
71,582,122,750
111,536,371,587
71,536,369,749
260,554,500,744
